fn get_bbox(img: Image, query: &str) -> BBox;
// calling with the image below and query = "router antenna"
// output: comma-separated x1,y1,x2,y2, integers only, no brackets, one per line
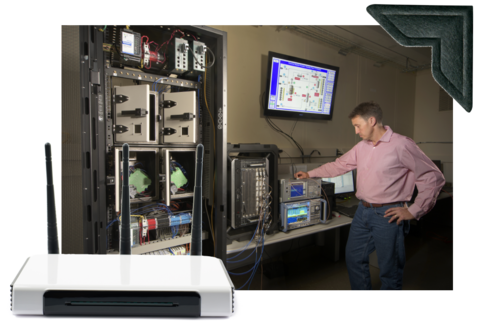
191,144,204,256
45,143,59,254
120,143,131,255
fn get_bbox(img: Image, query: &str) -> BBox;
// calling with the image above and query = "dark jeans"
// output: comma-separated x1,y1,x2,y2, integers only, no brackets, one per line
345,202,406,290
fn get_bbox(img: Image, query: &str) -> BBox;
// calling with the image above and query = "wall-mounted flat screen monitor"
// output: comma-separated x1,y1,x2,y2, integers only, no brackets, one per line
264,51,340,121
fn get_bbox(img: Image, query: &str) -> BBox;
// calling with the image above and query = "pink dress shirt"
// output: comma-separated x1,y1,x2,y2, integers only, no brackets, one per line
307,126,445,220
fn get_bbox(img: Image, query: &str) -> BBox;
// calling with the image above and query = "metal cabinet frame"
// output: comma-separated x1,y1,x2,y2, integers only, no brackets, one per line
78,25,229,264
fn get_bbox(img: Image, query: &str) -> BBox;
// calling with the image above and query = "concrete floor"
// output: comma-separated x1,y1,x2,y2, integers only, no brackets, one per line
229,221,453,290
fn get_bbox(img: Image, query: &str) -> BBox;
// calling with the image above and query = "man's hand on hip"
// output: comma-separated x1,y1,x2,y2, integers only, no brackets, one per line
384,207,414,225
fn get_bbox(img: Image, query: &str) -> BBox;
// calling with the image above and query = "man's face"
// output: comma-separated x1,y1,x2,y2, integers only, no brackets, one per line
351,115,374,141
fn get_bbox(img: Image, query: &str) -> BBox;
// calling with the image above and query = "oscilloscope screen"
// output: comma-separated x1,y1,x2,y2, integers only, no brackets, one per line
287,205,310,224
290,182,305,198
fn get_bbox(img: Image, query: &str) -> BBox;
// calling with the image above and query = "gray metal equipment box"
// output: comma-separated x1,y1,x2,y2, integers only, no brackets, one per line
280,198,327,232
114,85,159,144
189,40,206,73
279,178,323,203
230,158,269,229
167,37,190,74
163,91,198,144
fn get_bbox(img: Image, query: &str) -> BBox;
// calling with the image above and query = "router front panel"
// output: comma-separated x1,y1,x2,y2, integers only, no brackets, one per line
11,255,234,317
43,290,201,317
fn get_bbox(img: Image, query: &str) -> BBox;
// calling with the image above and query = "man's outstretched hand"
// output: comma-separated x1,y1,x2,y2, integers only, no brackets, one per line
294,171,309,179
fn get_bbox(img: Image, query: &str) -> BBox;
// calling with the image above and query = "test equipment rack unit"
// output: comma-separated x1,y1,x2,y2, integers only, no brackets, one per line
226,143,279,244
62,25,230,265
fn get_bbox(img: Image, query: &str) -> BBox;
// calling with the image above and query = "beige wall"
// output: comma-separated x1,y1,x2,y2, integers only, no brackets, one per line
213,25,417,162
413,69,453,182
213,26,452,184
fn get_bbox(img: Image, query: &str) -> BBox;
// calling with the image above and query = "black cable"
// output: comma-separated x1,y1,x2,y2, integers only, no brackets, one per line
291,118,299,136
280,150,297,175
265,116,305,162
262,92,305,162
188,46,215,68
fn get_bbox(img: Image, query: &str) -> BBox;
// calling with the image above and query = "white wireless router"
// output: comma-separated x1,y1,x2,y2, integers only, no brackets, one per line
10,143,234,317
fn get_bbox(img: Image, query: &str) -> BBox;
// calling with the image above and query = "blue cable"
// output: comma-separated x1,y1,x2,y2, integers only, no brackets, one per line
227,230,264,264
169,213,192,226
248,245,259,290
247,214,268,289
227,219,262,261
227,223,263,268
226,248,260,264
227,264,257,276
231,205,269,290
172,161,187,175
153,78,164,92
105,218,119,250
171,225,180,238
132,202,173,216
242,227,266,289
248,232,266,290
131,203,153,213
236,237,265,290
250,208,269,287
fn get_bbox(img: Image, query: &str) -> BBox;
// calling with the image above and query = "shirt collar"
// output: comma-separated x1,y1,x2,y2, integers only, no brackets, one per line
366,125,392,146
378,125,393,143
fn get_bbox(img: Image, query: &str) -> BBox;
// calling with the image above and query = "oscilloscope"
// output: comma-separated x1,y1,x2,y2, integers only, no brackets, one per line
279,178,323,203
279,198,327,232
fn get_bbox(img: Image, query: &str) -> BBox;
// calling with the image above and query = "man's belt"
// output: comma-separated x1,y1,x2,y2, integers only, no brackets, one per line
361,201,403,208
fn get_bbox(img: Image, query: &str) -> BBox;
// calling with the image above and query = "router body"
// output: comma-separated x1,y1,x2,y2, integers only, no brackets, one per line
11,143,234,318
11,254,234,317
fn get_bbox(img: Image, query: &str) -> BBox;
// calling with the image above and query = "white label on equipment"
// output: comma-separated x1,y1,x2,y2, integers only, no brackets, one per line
122,32,135,55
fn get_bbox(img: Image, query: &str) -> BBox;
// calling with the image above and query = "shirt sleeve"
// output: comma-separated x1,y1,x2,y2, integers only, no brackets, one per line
307,144,358,178
400,138,446,220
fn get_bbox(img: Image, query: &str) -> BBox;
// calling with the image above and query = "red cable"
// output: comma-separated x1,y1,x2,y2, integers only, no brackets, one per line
157,29,185,64
441,188,453,199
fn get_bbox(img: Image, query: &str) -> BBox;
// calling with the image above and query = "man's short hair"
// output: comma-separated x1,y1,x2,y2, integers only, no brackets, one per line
348,101,383,124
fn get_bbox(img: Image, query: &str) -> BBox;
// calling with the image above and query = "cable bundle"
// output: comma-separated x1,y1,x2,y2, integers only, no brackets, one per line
169,212,192,226
227,190,272,290
141,244,189,256
155,224,190,240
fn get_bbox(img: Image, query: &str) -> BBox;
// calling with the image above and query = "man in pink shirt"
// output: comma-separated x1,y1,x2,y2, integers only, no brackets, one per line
295,101,445,290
